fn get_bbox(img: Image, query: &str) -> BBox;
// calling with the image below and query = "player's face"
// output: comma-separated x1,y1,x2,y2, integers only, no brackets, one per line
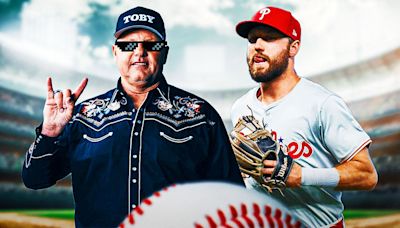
113,29,168,88
246,26,290,83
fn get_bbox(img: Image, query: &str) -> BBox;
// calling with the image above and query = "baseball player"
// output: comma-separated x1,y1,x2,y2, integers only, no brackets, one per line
231,6,378,227
22,6,243,227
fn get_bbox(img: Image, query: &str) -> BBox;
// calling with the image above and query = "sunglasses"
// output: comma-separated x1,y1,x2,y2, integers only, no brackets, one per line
115,41,167,52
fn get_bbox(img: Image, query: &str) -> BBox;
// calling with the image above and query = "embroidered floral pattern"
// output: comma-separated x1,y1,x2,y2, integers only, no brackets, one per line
153,95,204,118
81,95,127,118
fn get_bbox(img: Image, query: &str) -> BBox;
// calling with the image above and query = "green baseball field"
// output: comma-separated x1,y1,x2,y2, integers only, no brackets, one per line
0,209,399,227
3,209,399,219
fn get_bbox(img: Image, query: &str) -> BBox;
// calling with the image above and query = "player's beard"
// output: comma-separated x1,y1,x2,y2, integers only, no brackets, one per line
247,48,289,83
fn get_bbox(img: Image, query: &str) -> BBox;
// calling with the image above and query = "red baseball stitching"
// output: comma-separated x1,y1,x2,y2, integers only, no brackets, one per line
231,217,244,228
197,202,301,228
121,184,301,228
265,205,274,227
241,203,255,228
285,214,302,228
218,209,227,225
194,223,204,228
128,213,134,225
275,208,283,228
229,205,238,219
253,203,264,227
206,215,217,228
122,184,177,226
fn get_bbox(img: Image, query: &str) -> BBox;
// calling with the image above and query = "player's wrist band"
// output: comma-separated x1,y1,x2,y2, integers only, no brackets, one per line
301,168,340,187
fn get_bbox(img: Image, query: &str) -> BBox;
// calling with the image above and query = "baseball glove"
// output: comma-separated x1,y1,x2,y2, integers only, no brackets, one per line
230,115,293,193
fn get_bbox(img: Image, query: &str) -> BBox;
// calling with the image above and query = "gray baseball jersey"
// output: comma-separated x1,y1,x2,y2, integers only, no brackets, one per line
231,78,371,227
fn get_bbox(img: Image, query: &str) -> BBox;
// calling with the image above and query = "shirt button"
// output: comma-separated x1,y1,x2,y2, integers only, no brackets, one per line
137,120,142,124
132,204,136,209
132,155,138,159
132,167,137,171
132,179,137,183
134,132,139,136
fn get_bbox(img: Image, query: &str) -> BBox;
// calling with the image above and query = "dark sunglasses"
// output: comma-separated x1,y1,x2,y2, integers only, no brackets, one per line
115,41,167,52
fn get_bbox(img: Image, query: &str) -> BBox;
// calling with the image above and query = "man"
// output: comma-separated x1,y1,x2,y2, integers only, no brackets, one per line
231,6,378,227
22,6,243,227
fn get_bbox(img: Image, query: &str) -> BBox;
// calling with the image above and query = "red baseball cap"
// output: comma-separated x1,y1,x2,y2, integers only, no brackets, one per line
236,6,301,41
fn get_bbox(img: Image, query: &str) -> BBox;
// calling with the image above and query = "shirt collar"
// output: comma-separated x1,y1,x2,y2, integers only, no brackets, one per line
115,75,169,110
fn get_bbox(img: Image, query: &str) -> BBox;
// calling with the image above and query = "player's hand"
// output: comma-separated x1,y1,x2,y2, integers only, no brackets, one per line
262,160,302,188
41,77,88,137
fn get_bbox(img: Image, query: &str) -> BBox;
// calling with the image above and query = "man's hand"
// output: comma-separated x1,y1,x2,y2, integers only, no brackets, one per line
41,77,88,137
230,115,295,193
262,160,302,188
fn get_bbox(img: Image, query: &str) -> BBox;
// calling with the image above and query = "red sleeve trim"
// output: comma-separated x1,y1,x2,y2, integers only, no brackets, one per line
341,139,372,163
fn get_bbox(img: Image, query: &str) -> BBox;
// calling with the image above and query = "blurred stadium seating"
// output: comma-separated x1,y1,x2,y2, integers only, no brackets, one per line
0,45,399,209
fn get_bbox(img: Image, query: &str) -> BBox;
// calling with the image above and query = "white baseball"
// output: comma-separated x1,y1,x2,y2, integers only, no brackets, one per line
119,182,301,228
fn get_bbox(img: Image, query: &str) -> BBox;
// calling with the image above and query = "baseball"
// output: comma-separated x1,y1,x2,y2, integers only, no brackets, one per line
119,182,301,228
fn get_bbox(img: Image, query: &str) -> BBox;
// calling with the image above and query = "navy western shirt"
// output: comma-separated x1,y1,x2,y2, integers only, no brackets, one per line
22,76,244,227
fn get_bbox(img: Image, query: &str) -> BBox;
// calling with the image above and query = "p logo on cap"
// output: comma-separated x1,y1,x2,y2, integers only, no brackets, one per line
258,8,271,20
236,6,301,41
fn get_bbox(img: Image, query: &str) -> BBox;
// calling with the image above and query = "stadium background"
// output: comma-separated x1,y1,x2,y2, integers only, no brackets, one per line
0,0,399,226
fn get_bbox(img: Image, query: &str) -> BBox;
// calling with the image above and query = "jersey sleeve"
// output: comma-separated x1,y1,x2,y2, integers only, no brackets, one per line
319,95,371,163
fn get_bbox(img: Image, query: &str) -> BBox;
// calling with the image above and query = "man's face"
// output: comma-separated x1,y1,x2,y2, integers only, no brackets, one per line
246,26,290,83
113,29,167,87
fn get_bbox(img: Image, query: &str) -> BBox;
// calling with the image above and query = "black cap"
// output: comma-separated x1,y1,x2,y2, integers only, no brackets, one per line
114,6,166,40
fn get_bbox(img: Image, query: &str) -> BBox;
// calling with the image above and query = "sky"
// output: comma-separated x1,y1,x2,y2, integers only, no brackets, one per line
0,0,399,91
